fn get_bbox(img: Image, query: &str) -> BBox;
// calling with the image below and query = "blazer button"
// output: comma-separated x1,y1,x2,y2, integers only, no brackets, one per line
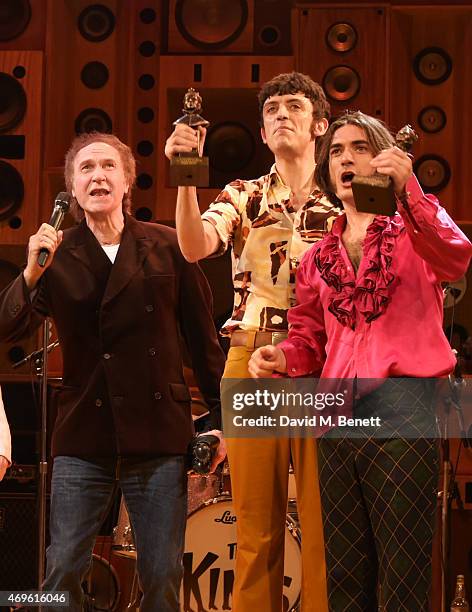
148,347,156,356
145,304,154,312
154,391,162,400
103,353,111,360
95,399,103,407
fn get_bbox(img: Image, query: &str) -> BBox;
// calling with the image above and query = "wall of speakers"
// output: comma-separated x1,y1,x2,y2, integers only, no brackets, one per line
0,51,43,243
123,0,161,224
42,1,130,173
164,0,291,55
389,6,472,220
157,55,294,220
295,6,388,119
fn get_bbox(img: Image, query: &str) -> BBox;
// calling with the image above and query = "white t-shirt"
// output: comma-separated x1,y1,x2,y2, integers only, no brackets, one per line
102,243,120,263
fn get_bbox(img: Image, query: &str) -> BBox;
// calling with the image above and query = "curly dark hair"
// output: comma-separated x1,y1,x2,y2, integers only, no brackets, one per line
64,132,136,221
258,71,330,125
315,111,395,205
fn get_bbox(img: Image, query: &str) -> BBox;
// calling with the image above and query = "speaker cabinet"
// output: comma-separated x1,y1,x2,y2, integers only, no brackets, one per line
0,245,39,380
157,55,294,219
164,0,291,55
43,0,131,170
0,51,43,244
0,493,42,590
295,5,388,118
389,6,472,220
123,0,161,225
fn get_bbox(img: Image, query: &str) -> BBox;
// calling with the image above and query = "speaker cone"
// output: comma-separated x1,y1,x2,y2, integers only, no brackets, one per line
323,66,360,102
207,122,255,174
0,160,24,221
74,108,112,134
418,106,447,134
326,22,357,53
77,4,116,42
258,25,281,47
80,61,109,89
413,155,451,193
413,47,452,86
0,73,27,134
175,0,248,49
0,0,31,42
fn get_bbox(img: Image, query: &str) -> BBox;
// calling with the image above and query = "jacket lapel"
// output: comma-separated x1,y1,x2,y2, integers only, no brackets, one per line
61,220,112,286
102,214,156,306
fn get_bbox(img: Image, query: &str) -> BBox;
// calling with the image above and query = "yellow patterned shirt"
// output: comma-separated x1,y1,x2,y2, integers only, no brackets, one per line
202,164,340,334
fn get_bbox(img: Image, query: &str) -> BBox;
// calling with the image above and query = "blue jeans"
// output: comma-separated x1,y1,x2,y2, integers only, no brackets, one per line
43,455,187,612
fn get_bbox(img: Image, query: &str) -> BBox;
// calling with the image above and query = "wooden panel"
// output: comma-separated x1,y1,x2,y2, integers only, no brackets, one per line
389,6,472,220
0,51,43,244
120,0,161,224
295,5,388,119
43,0,133,169
157,55,294,220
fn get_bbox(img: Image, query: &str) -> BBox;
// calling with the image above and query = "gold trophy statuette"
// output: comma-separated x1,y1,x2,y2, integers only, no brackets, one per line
351,124,418,216
169,88,210,187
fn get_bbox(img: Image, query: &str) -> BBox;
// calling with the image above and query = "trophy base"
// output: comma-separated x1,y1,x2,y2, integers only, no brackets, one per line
170,154,209,187
351,174,397,216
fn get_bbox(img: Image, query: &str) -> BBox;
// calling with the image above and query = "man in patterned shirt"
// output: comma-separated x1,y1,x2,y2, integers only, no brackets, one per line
165,72,339,612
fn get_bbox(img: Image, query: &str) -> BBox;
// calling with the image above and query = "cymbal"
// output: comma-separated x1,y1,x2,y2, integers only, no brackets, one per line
443,276,467,308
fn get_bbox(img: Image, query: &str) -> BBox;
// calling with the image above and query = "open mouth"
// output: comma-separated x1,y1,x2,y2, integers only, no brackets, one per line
341,171,355,185
89,188,110,197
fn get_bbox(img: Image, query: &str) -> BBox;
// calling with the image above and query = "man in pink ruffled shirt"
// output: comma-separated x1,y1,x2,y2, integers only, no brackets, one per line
249,111,472,611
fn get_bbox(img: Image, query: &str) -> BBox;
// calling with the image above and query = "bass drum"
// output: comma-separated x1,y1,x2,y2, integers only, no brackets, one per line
181,496,301,612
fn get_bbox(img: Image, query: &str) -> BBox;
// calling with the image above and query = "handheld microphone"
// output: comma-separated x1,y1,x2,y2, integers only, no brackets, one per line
37,192,71,268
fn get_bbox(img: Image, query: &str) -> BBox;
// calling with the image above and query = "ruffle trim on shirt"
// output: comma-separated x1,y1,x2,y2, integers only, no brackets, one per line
314,215,404,329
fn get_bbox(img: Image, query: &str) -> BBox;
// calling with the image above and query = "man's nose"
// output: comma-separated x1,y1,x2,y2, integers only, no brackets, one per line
276,104,289,119
340,149,354,164
91,170,106,182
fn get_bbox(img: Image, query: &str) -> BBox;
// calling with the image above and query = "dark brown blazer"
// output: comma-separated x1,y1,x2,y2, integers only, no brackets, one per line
0,215,225,457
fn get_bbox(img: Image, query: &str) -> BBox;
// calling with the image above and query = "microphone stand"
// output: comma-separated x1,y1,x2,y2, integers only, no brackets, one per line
439,396,452,612
438,365,469,612
38,319,50,597
13,323,57,603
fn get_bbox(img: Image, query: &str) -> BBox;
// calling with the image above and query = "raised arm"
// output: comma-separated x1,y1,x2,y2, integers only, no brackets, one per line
371,147,472,281
165,124,221,262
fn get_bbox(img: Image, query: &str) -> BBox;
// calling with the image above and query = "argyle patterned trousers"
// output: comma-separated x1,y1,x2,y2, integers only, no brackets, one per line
317,379,439,612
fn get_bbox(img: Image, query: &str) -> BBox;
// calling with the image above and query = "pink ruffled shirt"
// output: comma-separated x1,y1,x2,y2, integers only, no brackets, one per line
279,176,472,379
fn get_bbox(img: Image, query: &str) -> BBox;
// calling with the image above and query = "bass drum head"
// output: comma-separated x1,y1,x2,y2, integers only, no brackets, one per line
181,496,301,611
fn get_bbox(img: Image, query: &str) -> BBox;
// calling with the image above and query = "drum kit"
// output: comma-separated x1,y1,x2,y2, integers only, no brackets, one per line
111,465,302,612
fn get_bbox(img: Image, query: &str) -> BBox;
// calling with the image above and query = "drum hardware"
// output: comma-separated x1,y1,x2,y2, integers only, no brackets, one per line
83,554,121,611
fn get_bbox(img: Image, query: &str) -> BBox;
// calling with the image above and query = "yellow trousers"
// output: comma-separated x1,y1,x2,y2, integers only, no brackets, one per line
224,345,328,612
